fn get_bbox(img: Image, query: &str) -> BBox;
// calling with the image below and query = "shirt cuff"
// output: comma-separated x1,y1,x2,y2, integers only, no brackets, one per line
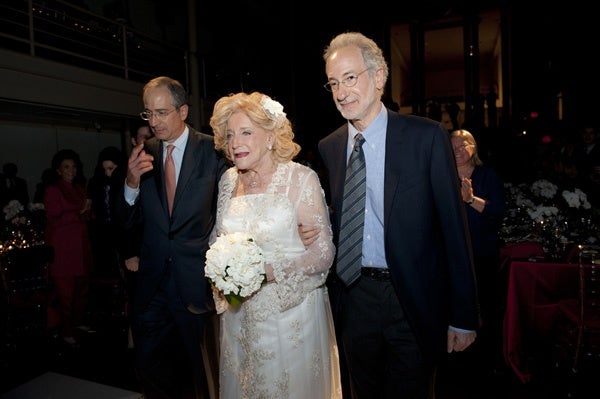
449,325,475,334
124,180,139,206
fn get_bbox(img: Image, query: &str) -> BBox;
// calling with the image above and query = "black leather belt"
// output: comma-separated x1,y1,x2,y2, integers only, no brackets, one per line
361,267,390,281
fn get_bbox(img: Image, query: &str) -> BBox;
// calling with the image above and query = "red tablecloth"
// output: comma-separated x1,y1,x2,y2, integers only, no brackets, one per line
503,261,578,383
499,241,545,270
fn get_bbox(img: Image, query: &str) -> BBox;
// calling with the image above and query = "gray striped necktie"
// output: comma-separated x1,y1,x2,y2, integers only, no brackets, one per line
336,133,366,286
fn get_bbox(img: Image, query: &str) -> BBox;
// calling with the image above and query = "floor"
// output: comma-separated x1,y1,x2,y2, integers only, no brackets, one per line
2,372,141,399
0,316,142,398
1,294,597,399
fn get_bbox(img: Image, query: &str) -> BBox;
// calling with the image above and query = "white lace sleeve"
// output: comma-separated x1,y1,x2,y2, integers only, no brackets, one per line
271,163,335,310
207,167,237,313
213,167,237,239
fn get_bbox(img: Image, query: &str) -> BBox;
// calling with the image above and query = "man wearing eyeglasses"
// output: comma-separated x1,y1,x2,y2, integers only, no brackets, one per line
318,32,478,399
118,76,226,399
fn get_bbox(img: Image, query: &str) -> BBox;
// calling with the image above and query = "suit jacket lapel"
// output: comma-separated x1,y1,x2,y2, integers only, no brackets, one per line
172,129,199,214
331,126,349,229
384,110,404,229
147,139,170,216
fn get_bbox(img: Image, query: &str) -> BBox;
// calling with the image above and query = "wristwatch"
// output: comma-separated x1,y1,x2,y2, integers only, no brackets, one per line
466,197,475,205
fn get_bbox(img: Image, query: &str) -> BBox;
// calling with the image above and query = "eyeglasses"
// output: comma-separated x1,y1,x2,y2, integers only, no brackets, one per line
453,144,473,152
323,69,370,92
139,107,178,121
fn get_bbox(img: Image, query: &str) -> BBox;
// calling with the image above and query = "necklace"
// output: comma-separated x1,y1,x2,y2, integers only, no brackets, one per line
241,163,277,190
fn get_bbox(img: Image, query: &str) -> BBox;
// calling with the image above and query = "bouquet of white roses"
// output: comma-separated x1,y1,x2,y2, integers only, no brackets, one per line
205,232,266,307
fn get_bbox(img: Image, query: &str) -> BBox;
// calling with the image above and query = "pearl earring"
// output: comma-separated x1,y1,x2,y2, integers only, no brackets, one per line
268,144,273,151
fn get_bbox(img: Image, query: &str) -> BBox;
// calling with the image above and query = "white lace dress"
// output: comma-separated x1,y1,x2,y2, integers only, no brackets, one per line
212,161,342,399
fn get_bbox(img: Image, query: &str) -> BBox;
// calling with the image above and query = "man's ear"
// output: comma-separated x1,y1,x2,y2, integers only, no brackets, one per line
375,68,385,91
179,104,189,120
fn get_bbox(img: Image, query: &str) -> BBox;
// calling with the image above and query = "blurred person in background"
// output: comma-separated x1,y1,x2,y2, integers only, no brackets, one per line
450,129,506,382
44,149,93,348
131,124,154,148
572,124,600,206
87,146,128,280
122,123,155,273
122,124,155,349
0,162,29,209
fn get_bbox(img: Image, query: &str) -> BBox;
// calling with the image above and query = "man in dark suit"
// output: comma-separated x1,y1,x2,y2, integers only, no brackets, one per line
318,32,479,399
121,123,155,349
572,124,600,207
0,162,29,209
119,76,226,399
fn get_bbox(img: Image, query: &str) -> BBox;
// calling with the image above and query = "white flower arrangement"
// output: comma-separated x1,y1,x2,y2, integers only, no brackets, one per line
531,179,558,199
562,188,591,210
3,199,24,221
527,205,559,222
261,96,286,125
205,231,266,307
502,180,598,246
3,200,44,226
1,200,46,251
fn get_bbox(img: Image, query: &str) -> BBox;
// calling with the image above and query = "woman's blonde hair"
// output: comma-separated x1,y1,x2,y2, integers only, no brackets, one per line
209,92,300,163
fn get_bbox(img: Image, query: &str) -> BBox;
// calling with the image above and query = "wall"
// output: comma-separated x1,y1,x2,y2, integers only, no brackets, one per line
0,121,123,205
0,46,139,205
0,49,143,118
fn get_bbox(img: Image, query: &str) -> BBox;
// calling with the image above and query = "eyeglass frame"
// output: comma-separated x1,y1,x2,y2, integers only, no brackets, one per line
323,68,370,92
139,107,180,121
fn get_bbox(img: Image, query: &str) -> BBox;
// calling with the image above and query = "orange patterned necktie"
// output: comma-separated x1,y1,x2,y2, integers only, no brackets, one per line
165,144,176,215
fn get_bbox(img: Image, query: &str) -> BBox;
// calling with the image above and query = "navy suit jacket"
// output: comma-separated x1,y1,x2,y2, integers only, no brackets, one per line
119,127,227,314
318,108,479,365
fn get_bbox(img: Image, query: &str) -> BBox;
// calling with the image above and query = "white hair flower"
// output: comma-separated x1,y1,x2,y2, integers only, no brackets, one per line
261,96,286,125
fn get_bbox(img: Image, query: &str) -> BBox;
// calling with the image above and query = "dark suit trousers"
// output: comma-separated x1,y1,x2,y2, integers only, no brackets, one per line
133,266,210,399
340,275,435,399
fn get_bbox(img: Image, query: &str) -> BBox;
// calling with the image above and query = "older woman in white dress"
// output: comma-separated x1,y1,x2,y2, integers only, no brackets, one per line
208,91,342,399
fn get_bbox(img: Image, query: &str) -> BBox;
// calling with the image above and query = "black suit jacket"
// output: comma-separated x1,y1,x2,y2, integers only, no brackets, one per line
119,127,227,314
319,108,479,365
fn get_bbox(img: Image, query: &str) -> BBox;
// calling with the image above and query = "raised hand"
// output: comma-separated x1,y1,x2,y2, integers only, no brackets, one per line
460,176,473,202
126,142,154,188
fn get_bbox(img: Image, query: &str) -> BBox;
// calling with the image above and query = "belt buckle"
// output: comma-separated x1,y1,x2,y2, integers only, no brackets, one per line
361,267,390,281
